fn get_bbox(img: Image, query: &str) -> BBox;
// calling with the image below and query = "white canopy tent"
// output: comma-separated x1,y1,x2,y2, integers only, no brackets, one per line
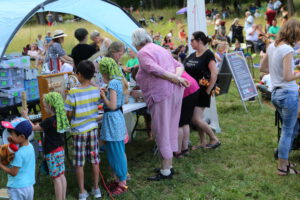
0,0,140,60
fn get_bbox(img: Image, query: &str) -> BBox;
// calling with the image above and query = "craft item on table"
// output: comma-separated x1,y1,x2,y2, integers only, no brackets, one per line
21,91,27,111
0,143,18,165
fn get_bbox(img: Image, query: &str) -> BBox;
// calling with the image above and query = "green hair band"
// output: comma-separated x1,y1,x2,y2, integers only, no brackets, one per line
99,57,123,80
44,92,70,133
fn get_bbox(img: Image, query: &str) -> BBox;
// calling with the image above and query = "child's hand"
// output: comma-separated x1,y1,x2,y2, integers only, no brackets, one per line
21,108,29,119
100,88,106,99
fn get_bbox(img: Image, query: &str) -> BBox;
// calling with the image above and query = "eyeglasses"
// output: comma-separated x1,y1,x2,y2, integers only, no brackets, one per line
190,39,196,43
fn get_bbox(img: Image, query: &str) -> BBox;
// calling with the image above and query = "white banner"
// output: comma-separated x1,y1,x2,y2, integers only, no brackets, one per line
187,0,207,54
187,0,221,133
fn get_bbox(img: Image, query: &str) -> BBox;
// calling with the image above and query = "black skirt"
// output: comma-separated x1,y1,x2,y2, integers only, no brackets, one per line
196,88,211,108
179,90,199,127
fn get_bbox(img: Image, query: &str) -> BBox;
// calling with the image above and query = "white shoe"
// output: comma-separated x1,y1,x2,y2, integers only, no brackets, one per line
91,188,102,198
78,190,89,200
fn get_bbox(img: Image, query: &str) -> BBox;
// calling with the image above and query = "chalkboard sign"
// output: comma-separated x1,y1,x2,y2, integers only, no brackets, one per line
217,56,232,95
225,51,258,101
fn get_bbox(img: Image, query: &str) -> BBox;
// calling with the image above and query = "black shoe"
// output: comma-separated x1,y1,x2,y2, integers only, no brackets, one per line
153,168,175,175
147,172,173,181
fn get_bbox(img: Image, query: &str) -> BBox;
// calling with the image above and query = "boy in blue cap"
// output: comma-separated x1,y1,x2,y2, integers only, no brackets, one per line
0,118,35,200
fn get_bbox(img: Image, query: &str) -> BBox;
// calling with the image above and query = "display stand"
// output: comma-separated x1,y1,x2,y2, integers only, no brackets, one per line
37,72,72,120
219,51,262,112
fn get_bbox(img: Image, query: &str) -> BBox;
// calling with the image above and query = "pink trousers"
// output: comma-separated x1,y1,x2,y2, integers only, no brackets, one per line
149,85,184,159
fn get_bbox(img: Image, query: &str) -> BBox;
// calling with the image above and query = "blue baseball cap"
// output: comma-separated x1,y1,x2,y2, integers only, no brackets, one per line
1,117,32,138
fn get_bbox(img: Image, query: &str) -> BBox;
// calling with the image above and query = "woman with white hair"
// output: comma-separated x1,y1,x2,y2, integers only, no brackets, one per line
244,11,254,31
132,28,188,181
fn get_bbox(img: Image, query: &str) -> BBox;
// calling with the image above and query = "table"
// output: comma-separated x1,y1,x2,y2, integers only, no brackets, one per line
123,102,147,114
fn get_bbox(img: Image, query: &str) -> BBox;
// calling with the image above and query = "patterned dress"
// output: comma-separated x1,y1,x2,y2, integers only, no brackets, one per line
100,79,126,141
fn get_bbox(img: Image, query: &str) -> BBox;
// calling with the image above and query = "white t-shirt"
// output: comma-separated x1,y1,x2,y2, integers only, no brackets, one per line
273,0,282,11
244,15,254,31
261,74,273,91
254,12,261,18
246,28,258,42
267,43,298,90
60,63,73,73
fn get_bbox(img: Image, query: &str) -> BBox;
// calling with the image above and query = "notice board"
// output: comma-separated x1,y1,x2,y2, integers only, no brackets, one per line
225,51,258,101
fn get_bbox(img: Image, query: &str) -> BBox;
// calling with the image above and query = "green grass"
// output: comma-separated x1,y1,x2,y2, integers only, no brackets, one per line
2,5,300,200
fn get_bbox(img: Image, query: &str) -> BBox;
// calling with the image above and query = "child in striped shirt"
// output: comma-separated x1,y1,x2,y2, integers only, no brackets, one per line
65,60,101,200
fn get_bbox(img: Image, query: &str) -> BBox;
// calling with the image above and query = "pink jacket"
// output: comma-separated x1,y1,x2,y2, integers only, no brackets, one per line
136,43,183,107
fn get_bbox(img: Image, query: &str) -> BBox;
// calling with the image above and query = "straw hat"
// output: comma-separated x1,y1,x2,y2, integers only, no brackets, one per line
52,30,67,39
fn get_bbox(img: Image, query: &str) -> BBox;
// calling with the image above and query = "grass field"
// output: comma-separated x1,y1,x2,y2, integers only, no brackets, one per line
2,4,300,200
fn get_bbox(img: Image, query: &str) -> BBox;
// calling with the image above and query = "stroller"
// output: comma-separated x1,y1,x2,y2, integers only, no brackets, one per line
274,110,300,159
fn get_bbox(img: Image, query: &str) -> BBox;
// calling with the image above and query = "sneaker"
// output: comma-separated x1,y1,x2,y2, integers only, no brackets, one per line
91,188,102,198
78,190,89,200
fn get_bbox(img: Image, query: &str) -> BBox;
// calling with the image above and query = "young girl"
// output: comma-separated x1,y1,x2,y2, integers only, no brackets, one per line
99,57,128,196
22,92,69,200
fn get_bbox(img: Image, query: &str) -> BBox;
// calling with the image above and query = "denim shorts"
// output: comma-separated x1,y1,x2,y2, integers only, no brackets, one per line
8,186,34,200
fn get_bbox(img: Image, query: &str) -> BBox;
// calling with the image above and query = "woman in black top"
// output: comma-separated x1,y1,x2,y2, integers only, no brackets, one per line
184,31,221,149
230,18,244,43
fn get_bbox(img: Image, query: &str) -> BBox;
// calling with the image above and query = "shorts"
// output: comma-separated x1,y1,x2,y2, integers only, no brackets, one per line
8,186,34,200
196,89,211,108
179,90,199,127
45,147,65,178
73,129,100,167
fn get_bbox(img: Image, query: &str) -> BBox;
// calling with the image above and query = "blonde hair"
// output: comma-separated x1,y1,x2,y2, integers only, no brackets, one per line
275,19,300,47
232,18,239,26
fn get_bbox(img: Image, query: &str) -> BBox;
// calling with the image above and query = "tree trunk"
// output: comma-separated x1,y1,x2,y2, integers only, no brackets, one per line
174,0,179,7
221,0,226,9
35,12,46,25
255,0,261,7
287,0,295,16
150,0,154,9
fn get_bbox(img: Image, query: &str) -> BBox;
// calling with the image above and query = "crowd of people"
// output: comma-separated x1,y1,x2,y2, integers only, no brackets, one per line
0,23,223,199
1,0,300,199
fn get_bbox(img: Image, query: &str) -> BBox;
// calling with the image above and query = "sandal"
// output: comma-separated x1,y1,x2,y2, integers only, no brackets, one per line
277,168,289,176
206,141,221,149
288,162,297,168
111,185,128,196
173,152,183,158
181,149,189,156
278,165,300,176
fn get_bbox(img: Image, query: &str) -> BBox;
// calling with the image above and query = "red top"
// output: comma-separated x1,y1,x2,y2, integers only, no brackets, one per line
266,9,276,25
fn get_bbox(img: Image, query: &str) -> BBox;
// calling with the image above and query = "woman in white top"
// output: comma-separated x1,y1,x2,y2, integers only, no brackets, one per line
260,19,300,176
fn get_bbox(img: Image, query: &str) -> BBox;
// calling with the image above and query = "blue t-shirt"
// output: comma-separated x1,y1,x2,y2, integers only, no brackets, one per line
7,143,35,188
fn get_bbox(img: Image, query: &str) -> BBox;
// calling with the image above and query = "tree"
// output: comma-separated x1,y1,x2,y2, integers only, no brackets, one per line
287,0,295,16
255,0,261,7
